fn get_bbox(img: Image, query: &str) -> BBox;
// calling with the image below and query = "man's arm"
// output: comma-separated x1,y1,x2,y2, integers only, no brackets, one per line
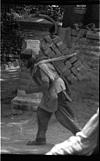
24,68,50,94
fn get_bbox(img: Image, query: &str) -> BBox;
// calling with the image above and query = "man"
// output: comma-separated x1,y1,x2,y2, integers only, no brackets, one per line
46,108,99,155
20,48,81,145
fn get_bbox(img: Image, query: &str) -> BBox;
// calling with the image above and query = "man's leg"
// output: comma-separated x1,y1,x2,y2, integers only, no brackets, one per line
55,92,80,135
27,107,52,145
55,106,80,135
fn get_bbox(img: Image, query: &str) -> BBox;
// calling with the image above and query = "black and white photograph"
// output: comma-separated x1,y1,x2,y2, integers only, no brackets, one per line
0,1,99,157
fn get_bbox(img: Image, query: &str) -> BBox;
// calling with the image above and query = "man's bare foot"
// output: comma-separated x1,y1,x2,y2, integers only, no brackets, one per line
27,138,46,145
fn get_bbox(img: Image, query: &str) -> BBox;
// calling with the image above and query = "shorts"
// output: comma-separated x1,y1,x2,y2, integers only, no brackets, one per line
40,91,74,118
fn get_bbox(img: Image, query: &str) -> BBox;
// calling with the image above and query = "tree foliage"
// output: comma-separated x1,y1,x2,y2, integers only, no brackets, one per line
1,5,63,63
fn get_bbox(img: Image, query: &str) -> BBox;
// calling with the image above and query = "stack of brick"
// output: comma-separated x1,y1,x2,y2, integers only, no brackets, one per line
41,35,87,84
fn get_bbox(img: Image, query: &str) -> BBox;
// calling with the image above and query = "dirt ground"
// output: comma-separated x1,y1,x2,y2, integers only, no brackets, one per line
1,35,99,154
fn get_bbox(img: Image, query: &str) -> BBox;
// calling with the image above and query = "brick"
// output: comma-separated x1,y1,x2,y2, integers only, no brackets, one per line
54,47,62,56
67,73,77,83
66,74,72,81
50,50,57,58
61,49,69,55
56,43,67,53
86,31,100,40
53,36,61,44
45,47,55,57
71,67,79,76
71,74,77,83
59,44,67,51
45,47,51,55
56,40,63,47
76,64,85,72
73,60,82,68
44,35,52,43
69,56,78,64
77,66,87,76
65,61,72,69
77,73,85,80
41,41,48,51
50,43,62,56
63,68,71,77
54,61,65,70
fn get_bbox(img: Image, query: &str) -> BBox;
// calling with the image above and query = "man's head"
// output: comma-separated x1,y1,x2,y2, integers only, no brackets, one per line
20,48,38,68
